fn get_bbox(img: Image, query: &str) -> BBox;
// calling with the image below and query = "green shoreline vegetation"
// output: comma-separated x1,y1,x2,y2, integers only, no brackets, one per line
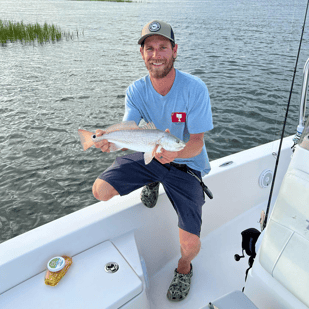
0,20,80,45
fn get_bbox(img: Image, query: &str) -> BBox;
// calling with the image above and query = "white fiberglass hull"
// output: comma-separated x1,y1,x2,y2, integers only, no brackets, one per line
0,136,295,309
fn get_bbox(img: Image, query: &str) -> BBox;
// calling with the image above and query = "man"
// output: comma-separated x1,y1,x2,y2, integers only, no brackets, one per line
92,20,213,302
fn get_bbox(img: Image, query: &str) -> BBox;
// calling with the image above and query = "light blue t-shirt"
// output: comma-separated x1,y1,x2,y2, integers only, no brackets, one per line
123,69,213,176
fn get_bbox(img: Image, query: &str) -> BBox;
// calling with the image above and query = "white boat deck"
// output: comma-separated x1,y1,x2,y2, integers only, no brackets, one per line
0,137,294,309
148,201,266,309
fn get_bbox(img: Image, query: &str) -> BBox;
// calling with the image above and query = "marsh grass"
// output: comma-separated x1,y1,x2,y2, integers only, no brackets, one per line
0,20,81,45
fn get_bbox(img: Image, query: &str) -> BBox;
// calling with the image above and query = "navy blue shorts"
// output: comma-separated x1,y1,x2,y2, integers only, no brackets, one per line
98,152,205,237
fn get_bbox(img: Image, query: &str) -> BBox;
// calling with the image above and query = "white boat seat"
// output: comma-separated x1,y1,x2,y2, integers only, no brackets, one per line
259,142,309,308
204,290,258,309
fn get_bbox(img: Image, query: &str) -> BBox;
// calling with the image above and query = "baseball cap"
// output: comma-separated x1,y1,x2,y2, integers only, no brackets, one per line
138,20,175,45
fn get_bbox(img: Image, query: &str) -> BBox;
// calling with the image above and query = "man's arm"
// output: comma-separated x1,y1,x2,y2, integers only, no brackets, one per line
154,131,204,164
176,133,204,158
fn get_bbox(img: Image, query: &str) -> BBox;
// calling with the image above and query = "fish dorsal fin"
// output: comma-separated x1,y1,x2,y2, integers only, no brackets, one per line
105,121,140,134
140,122,157,130
105,121,157,134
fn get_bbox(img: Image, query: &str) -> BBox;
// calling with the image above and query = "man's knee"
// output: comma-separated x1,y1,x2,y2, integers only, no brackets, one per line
179,229,201,253
181,238,201,254
92,179,119,201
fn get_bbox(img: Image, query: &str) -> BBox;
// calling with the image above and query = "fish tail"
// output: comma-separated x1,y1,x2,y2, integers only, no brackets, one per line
78,129,95,151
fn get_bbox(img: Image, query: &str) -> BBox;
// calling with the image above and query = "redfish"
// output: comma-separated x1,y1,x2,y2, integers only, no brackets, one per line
78,121,186,164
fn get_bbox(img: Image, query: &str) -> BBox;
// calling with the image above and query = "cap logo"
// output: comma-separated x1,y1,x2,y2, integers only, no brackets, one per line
149,22,161,32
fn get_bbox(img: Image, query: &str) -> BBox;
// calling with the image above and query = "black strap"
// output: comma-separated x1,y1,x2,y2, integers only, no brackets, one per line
187,170,213,199
169,162,214,199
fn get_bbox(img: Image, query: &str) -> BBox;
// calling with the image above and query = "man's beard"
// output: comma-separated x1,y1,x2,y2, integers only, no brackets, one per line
146,57,175,79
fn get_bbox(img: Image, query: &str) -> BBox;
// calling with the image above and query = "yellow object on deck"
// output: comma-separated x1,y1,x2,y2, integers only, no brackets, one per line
45,256,73,287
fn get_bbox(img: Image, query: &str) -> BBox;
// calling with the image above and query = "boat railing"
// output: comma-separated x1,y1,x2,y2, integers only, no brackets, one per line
293,57,309,144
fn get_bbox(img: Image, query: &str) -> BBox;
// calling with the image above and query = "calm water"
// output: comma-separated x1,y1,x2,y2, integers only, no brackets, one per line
1,0,309,243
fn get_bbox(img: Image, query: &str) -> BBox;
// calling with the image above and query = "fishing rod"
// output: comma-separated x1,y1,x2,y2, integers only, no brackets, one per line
262,0,309,231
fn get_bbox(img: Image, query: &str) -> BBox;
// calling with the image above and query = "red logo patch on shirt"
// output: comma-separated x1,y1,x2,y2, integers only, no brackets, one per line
171,112,186,123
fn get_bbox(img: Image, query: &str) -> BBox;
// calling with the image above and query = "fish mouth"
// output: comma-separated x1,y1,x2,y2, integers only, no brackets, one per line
176,143,186,150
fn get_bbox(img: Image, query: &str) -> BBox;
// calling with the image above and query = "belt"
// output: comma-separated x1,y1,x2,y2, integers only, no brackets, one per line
169,162,187,168
169,162,188,172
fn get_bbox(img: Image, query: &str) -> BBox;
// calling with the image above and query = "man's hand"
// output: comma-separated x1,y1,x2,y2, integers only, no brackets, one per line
154,129,205,164
94,130,111,153
154,147,179,164
94,130,128,152
153,129,179,164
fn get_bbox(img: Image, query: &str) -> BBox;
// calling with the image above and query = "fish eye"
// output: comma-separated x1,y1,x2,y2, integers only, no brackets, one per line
176,140,179,143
